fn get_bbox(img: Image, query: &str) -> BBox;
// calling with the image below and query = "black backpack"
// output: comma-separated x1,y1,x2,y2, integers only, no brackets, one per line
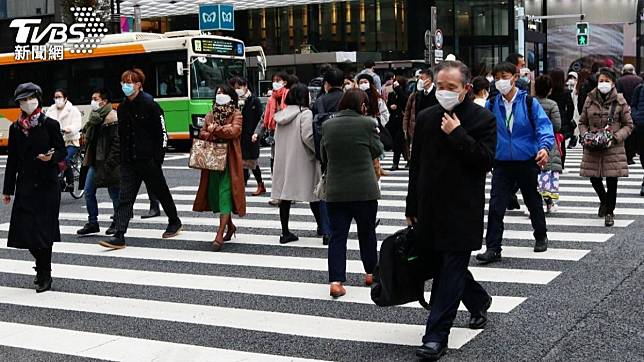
370,227,435,310
312,98,335,161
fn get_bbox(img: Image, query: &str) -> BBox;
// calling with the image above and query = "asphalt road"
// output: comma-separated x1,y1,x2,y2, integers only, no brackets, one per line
0,147,642,361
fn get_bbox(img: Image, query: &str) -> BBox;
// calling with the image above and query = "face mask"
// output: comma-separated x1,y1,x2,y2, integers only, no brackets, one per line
122,83,135,97
416,79,425,91
520,76,530,83
358,83,370,91
435,90,463,111
496,78,514,96
235,88,246,97
272,81,284,91
598,82,613,94
90,100,101,111
215,94,232,105
20,98,39,115
486,76,494,83
54,98,65,108
567,80,576,90
344,84,353,91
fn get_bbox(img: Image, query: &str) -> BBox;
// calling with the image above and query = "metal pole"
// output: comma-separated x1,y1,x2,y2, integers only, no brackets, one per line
517,6,525,56
134,5,141,32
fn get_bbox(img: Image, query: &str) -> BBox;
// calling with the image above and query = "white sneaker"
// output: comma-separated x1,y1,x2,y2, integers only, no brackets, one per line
523,206,531,217
550,204,559,213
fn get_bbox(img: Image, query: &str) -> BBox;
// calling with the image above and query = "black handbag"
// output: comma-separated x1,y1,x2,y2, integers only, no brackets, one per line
260,129,275,148
377,118,393,151
370,226,435,310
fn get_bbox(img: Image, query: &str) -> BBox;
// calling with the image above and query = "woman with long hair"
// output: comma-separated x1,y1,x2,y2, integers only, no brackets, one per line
548,69,575,169
193,84,246,251
271,83,328,244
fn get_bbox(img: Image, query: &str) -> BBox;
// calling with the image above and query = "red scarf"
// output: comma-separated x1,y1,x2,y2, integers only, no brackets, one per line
18,107,42,135
263,87,288,130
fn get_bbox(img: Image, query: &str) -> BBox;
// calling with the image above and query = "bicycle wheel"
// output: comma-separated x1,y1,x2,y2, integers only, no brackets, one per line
70,151,85,199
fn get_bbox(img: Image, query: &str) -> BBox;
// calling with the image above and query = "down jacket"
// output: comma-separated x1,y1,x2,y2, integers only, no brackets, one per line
45,100,82,147
578,88,633,178
537,97,563,173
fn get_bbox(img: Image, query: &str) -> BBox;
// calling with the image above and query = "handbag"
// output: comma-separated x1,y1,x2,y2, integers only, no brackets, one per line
189,138,228,171
260,130,275,148
314,172,327,200
582,103,617,151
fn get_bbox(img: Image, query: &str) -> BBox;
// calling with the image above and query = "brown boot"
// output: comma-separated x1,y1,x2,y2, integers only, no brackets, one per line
252,182,266,196
329,282,346,298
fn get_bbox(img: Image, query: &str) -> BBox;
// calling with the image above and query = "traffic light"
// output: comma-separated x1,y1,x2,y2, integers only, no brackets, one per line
576,22,589,46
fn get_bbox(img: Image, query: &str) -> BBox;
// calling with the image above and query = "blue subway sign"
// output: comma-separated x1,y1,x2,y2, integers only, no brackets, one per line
199,4,235,31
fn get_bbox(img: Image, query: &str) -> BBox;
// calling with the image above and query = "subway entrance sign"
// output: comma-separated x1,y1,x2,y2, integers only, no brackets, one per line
576,22,589,46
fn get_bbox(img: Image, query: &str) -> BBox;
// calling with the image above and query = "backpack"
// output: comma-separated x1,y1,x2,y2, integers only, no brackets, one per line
312,97,335,161
370,227,435,310
488,94,535,130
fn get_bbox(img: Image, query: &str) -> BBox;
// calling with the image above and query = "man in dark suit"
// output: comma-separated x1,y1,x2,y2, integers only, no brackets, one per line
406,61,497,361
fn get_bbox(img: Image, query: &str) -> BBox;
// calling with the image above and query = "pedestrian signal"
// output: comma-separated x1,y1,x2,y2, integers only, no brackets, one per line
577,34,588,46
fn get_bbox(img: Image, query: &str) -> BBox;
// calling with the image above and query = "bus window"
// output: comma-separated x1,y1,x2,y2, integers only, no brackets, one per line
190,57,245,99
156,64,187,98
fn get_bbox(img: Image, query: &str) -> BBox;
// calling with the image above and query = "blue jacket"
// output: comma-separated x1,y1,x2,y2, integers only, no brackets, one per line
487,90,554,161
631,84,644,126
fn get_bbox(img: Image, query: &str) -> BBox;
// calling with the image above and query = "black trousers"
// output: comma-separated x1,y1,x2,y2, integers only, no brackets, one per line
29,247,52,276
486,161,547,252
423,251,490,344
114,160,179,234
625,129,638,161
637,126,644,170
391,128,409,166
590,177,618,213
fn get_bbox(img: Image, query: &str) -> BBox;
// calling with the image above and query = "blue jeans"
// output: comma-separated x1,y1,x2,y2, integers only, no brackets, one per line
327,200,378,283
84,166,120,224
64,146,79,184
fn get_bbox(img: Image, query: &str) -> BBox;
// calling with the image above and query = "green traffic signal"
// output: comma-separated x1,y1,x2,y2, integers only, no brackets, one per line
577,35,588,46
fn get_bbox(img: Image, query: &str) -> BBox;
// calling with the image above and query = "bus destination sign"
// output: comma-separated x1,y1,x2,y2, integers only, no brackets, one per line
192,38,244,57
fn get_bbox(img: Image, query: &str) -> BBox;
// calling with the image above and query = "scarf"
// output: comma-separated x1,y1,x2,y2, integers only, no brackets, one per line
212,103,236,126
238,90,251,109
84,103,112,146
18,108,42,136
263,87,288,130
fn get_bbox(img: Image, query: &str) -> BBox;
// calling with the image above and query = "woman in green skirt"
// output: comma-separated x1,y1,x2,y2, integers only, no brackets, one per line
193,84,246,251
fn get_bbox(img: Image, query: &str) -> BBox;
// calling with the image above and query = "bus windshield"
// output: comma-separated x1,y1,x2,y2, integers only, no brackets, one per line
191,57,245,99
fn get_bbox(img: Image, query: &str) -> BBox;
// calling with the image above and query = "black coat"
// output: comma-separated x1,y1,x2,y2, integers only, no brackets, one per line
117,91,166,164
94,119,120,188
549,89,575,137
3,114,66,249
240,94,263,161
386,85,408,134
406,99,497,252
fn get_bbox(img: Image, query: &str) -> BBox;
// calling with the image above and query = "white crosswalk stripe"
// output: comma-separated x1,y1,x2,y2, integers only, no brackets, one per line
0,148,641,360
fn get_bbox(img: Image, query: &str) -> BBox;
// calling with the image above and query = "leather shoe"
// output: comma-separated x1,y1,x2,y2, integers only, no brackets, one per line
36,277,52,293
605,213,615,227
162,220,183,238
415,341,447,361
534,236,548,252
329,282,346,298
279,232,299,244
475,249,501,264
99,233,126,250
469,296,492,329
142,209,161,219
364,274,373,286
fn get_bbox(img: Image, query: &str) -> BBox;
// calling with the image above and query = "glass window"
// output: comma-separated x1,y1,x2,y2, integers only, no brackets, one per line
190,57,245,99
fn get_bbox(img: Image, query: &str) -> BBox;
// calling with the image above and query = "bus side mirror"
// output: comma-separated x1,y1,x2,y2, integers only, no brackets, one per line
176,61,184,76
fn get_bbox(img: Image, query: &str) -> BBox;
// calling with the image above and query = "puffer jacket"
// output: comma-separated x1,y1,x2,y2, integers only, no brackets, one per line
45,100,82,147
537,97,563,172
579,88,633,178
94,111,120,188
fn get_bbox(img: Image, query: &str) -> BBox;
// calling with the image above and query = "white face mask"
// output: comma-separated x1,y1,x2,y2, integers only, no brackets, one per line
272,81,284,91
54,98,65,109
358,82,370,91
496,78,514,96
215,94,232,105
435,90,463,111
90,100,101,111
486,76,494,83
235,88,246,97
598,82,613,95
20,98,39,114
416,79,425,91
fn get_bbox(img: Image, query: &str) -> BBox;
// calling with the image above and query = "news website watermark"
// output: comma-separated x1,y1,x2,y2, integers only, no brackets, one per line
10,6,109,61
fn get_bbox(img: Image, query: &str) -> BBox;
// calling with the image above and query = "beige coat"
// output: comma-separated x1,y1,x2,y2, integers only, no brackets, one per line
578,89,633,178
271,105,321,202
45,101,82,147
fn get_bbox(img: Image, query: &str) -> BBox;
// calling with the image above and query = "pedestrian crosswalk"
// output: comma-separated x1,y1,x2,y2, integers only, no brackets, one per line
0,147,642,360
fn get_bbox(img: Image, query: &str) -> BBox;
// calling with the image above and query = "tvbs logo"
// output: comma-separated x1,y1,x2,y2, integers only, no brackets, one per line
10,7,108,53
10,19,86,44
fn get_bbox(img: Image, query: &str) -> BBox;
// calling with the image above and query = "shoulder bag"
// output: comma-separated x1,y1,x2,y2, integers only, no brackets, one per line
189,138,228,171
582,102,617,151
